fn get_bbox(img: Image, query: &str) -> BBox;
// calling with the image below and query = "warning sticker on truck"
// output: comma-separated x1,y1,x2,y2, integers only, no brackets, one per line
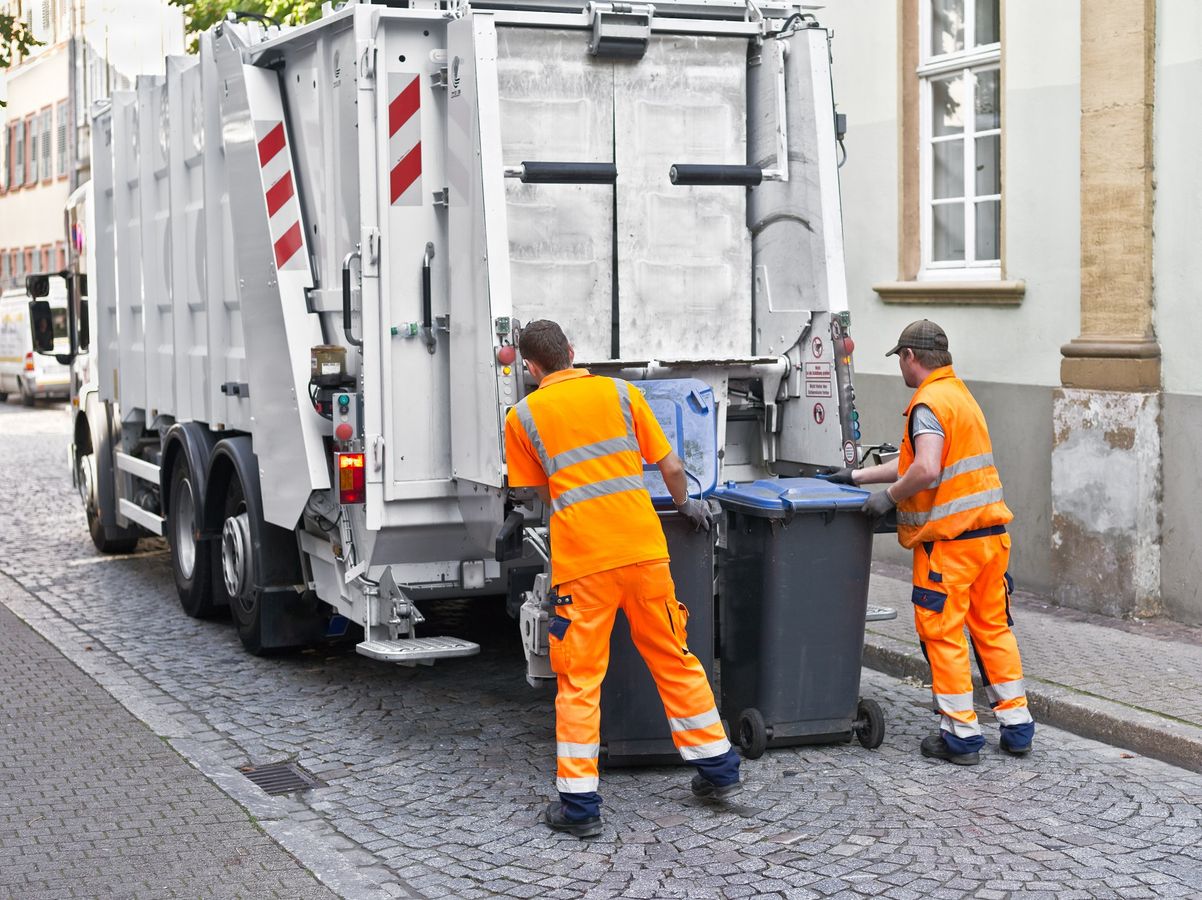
805,381,833,398
804,362,832,380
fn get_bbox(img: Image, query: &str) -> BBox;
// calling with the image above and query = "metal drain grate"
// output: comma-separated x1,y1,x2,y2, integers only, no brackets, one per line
239,761,323,795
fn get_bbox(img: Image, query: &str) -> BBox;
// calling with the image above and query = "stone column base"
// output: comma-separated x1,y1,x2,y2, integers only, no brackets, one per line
1060,338,1161,391
1051,388,1163,619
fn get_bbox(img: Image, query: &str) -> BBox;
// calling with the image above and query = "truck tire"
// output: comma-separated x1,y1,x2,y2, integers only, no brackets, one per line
168,458,220,618
19,380,35,407
78,450,139,555
0,391,8,402
219,476,265,654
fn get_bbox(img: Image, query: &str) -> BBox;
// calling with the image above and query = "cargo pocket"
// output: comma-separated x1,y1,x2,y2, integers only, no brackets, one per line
911,586,948,614
547,614,571,674
666,601,690,652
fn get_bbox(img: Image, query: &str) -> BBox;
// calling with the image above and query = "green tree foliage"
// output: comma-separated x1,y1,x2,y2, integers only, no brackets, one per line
169,0,323,52
0,12,42,105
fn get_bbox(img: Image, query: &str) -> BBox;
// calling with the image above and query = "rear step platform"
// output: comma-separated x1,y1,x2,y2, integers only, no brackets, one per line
355,636,480,664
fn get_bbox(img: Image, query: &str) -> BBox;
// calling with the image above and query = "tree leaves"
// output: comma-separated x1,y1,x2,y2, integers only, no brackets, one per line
0,12,43,105
168,0,323,53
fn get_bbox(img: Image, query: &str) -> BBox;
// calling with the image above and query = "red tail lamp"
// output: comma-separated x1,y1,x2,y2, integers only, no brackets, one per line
337,452,366,504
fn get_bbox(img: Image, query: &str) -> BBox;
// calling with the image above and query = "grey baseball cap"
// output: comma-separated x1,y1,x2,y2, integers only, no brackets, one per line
885,319,949,357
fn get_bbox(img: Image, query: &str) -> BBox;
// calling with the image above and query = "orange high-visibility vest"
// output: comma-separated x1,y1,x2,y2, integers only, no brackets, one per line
896,366,1012,548
504,369,671,586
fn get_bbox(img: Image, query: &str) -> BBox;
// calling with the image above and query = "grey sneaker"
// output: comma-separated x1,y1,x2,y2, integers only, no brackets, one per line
542,802,603,838
690,773,742,800
920,733,980,766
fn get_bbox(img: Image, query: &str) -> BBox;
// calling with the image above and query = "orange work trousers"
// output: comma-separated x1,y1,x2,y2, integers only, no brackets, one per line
911,532,1034,754
547,559,732,802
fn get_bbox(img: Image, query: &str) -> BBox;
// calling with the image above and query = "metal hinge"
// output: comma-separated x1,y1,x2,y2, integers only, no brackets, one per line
586,2,653,59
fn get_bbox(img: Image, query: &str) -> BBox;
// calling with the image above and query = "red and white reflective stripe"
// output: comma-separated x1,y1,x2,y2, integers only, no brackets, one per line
256,120,306,270
388,74,422,206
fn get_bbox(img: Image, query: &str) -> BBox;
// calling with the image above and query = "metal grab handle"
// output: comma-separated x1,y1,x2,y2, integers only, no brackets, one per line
505,162,618,185
342,248,362,348
669,164,763,186
421,243,437,355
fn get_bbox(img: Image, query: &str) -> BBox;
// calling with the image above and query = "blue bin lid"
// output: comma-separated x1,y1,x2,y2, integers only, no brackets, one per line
714,477,869,517
633,378,718,507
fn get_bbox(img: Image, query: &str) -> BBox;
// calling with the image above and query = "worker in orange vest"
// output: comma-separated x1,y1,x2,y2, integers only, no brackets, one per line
505,320,741,837
828,320,1034,765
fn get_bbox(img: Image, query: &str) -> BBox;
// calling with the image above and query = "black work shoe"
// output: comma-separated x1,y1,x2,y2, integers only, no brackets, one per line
1001,740,1032,757
542,802,603,838
690,773,743,800
920,733,980,766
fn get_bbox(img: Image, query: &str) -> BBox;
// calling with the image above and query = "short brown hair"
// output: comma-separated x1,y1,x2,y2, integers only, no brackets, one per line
518,320,572,372
908,347,953,368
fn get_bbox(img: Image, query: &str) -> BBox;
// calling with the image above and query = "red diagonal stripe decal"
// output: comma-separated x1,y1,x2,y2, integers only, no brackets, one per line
273,221,303,268
389,76,421,137
265,171,294,218
390,142,422,204
258,122,286,167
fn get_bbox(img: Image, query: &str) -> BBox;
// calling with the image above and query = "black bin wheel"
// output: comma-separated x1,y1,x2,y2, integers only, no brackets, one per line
737,708,768,759
854,697,885,749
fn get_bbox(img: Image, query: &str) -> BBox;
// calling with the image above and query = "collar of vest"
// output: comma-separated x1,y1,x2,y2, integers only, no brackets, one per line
903,366,957,415
538,367,592,389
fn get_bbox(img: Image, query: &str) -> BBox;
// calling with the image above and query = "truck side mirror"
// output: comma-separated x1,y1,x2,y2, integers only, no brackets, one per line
29,300,56,354
26,274,50,299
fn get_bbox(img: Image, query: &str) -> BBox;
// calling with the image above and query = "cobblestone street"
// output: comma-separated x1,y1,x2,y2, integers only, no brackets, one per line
2,400,1201,899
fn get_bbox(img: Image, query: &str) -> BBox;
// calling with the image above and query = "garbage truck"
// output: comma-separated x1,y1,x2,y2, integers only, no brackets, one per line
29,0,864,667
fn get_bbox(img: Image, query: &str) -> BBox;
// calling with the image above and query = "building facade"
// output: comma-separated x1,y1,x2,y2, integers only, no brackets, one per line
825,0,1202,624
0,0,183,289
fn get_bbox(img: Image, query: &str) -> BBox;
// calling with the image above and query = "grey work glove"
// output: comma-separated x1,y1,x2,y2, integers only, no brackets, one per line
675,497,714,532
823,467,857,486
863,488,897,522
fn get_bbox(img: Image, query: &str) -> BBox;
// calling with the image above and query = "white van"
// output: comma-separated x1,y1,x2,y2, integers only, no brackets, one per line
0,286,71,405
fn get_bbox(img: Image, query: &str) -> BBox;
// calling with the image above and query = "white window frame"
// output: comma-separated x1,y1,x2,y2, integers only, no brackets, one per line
917,1,1001,281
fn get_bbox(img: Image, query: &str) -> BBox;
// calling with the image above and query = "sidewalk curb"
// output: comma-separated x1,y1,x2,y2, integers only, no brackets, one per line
863,632,1202,775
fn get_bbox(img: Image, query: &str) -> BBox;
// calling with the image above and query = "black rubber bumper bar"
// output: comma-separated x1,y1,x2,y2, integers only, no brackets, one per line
518,162,618,184
669,164,763,186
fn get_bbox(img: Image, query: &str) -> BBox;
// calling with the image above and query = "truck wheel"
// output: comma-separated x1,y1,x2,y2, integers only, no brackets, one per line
169,458,220,618
219,477,264,654
78,451,139,555
19,380,35,407
0,391,8,402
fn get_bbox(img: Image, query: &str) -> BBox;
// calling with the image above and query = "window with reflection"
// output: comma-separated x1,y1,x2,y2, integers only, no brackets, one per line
920,0,1000,276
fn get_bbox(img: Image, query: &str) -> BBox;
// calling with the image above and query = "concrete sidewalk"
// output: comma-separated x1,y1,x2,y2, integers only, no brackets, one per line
0,593,336,899
864,560,1202,774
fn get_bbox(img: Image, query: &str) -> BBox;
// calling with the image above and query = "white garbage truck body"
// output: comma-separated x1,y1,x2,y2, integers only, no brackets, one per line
56,0,860,661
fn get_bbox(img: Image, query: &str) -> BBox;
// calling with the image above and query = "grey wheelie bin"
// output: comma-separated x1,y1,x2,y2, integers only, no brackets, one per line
714,478,884,758
599,378,719,767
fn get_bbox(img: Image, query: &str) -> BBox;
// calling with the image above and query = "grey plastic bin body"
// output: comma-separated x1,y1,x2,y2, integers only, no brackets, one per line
716,478,875,749
599,511,716,767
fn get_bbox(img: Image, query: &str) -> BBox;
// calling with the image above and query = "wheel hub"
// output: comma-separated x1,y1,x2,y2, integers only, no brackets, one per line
174,477,197,579
221,512,252,599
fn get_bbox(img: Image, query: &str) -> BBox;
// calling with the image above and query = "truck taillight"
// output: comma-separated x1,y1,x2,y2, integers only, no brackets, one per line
24,352,34,372
337,452,366,504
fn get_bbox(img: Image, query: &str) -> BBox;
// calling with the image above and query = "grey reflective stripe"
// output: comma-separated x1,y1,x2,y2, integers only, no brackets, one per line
514,398,552,472
984,678,1026,704
557,775,599,793
897,487,1006,527
925,452,997,490
678,737,732,761
547,435,640,476
551,475,647,514
941,716,982,739
668,708,721,734
557,741,600,759
935,691,974,714
995,706,1034,726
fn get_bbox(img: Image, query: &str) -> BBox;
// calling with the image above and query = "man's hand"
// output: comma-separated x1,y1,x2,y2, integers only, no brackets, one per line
823,467,857,486
863,488,896,521
675,497,714,532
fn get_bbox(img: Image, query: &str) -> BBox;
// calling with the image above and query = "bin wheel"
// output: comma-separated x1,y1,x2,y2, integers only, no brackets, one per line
854,698,885,749
737,708,768,760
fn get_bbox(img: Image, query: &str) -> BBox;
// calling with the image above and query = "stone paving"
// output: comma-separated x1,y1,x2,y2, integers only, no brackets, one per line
2,399,1202,898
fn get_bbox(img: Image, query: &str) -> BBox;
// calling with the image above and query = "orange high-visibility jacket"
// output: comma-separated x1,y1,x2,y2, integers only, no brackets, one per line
504,369,672,586
895,366,1012,548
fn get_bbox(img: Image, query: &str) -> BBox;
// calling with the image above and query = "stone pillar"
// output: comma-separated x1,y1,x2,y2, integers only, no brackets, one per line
1051,0,1163,618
